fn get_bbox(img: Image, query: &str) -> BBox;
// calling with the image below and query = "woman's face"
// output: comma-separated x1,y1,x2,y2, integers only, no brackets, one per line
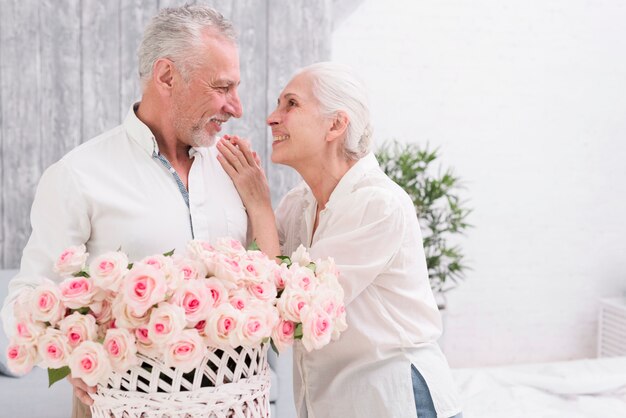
267,72,332,168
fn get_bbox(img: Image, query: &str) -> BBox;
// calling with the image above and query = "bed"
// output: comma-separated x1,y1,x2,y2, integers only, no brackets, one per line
452,356,626,418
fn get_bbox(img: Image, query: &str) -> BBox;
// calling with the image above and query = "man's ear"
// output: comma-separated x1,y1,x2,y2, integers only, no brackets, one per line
152,58,176,96
326,111,349,142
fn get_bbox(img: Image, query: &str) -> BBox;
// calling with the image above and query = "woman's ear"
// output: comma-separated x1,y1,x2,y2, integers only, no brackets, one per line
326,111,349,142
152,58,176,96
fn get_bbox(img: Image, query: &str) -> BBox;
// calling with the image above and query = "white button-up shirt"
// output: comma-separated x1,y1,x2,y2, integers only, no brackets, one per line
276,153,461,418
2,105,247,334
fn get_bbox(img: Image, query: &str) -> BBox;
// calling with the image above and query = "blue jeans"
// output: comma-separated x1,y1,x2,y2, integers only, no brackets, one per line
411,365,463,418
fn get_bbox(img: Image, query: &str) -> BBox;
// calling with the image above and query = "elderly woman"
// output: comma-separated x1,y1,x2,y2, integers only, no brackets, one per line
216,62,462,418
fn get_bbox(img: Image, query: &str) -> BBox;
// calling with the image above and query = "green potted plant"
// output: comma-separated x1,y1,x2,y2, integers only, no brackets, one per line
375,141,471,309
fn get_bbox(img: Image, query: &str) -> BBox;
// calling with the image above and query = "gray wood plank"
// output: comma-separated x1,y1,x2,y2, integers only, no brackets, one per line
120,0,159,118
0,0,42,268
81,0,121,141
39,0,81,169
267,0,333,205
223,0,268,169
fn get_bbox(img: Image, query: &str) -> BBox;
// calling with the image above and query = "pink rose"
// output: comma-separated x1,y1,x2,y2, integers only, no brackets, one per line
247,280,277,302
214,237,246,257
54,245,88,277
237,304,278,347
204,278,227,308
89,251,129,292
289,267,318,293
229,287,251,311
240,257,272,284
68,341,112,386
163,330,207,373
111,294,151,329
300,307,333,352
13,319,45,344
147,303,186,345
170,280,212,326
138,254,183,293
38,328,71,369
272,264,292,291
59,276,97,309
134,326,160,358
103,328,138,373
213,254,244,285
30,280,65,325
6,340,38,375
122,264,168,316
13,287,35,322
204,304,242,348
276,287,311,323
90,296,114,325
59,312,98,349
271,320,296,353
172,255,208,280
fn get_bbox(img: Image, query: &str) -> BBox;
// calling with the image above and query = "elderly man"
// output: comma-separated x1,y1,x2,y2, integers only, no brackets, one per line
1,5,246,417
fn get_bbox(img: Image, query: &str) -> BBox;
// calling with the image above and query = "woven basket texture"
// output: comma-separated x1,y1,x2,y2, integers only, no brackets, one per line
90,345,270,418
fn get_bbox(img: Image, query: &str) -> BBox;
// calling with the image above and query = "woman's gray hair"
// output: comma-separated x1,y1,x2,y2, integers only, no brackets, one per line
138,5,237,88
297,62,372,160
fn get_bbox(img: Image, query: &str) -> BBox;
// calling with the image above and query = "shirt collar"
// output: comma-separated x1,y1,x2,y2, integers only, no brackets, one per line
124,102,209,159
325,152,380,210
124,102,158,156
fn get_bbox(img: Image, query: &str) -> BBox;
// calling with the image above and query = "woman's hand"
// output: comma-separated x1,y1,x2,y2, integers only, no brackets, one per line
67,375,96,406
216,135,280,259
216,135,272,212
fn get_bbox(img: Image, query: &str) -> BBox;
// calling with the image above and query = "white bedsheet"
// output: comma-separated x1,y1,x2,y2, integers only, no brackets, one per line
452,356,626,418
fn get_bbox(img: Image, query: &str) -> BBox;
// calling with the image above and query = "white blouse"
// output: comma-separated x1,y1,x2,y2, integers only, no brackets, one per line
276,153,461,418
2,105,247,335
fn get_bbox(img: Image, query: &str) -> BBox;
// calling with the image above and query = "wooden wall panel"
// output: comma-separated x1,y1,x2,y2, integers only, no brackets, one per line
120,0,159,119
0,1,43,268
267,0,333,204
81,0,121,141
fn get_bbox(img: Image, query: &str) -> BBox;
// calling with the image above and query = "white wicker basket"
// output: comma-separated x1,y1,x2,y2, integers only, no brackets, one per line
90,344,270,418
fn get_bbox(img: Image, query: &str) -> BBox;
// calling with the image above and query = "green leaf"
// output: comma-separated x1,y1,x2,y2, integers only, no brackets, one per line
294,322,303,339
270,339,280,355
305,262,316,272
163,249,175,257
247,240,260,251
48,366,70,387
73,270,90,278
72,307,90,315
276,256,291,266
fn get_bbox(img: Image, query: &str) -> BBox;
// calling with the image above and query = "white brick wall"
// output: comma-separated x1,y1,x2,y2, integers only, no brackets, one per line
333,0,626,367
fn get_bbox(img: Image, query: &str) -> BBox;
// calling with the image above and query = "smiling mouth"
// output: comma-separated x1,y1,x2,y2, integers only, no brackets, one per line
272,134,289,144
210,117,228,126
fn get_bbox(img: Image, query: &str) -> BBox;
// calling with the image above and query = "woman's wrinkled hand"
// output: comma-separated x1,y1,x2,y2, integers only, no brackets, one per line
216,135,272,212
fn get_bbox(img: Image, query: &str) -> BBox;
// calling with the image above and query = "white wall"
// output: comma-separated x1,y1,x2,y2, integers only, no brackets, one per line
333,0,626,367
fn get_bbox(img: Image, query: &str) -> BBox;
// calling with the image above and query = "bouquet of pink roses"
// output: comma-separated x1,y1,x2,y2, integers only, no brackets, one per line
5,238,347,388
272,245,347,354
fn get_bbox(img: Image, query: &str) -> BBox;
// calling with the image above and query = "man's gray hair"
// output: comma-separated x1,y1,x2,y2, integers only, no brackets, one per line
138,5,237,87
297,62,372,160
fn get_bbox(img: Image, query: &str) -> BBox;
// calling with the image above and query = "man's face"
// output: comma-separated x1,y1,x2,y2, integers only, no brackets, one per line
171,36,243,148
